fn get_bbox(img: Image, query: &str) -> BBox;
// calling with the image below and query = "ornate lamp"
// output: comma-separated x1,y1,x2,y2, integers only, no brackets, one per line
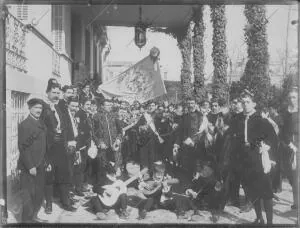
134,6,147,49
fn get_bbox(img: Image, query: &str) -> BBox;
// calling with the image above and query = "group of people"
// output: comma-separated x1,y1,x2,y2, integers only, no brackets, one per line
17,77,298,224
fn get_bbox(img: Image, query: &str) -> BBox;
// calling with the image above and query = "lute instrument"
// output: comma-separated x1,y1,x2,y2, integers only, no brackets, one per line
141,178,179,196
98,168,148,207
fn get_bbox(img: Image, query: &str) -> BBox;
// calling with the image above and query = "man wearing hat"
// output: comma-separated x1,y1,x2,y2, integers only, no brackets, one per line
137,161,186,219
231,89,278,224
40,81,76,213
185,160,224,222
18,98,47,222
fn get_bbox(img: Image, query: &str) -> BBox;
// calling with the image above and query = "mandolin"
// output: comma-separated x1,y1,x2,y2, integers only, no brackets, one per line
141,178,179,196
98,168,148,207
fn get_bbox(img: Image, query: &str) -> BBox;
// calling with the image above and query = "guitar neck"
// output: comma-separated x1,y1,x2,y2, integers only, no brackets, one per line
123,168,148,186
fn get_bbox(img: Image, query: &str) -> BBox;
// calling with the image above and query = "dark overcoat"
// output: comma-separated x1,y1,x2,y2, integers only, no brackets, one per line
40,101,71,184
232,112,278,200
18,115,47,221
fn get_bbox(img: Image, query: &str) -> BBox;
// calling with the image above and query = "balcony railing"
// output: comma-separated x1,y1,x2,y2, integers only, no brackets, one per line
6,12,27,73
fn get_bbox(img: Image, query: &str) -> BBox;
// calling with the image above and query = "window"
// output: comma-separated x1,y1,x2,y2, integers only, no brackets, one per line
7,91,30,181
16,5,28,21
52,5,63,51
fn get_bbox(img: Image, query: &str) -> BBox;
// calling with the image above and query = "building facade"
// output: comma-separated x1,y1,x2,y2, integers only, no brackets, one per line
5,4,108,189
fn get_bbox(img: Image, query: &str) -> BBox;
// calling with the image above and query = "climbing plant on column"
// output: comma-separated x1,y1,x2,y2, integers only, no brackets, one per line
193,5,206,102
151,23,193,101
177,24,193,100
210,4,229,101
242,5,271,109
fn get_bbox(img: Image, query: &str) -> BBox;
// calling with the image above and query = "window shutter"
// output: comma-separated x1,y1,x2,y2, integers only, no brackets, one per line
17,5,28,21
52,5,63,51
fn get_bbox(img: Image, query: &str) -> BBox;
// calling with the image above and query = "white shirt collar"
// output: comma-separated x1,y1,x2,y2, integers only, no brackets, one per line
29,113,39,121
244,109,256,118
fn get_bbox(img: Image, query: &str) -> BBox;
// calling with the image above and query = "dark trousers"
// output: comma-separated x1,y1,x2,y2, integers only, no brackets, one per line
44,142,73,206
20,165,45,222
73,149,88,189
287,168,298,206
140,139,156,174
91,193,127,213
228,168,242,203
180,146,198,178
137,198,154,211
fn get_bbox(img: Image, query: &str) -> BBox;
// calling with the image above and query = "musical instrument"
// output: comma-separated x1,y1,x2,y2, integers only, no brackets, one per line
140,178,179,196
98,168,148,207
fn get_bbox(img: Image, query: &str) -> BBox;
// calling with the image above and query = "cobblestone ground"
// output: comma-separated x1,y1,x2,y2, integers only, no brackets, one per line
7,180,297,224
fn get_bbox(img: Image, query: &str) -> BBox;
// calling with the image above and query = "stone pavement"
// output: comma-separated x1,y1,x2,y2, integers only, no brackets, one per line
7,180,297,224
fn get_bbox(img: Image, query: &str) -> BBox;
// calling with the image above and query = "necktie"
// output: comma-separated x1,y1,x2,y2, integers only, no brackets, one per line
51,105,61,133
69,111,78,138
244,115,249,145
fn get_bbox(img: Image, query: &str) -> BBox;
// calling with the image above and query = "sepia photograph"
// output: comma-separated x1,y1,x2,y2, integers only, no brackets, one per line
0,0,298,226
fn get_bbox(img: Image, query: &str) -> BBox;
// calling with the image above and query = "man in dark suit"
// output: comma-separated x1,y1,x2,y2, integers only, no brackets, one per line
93,99,122,175
173,97,205,179
41,81,76,213
64,97,82,196
75,98,93,193
232,90,278,224
226,97,247,208
18,98,47,222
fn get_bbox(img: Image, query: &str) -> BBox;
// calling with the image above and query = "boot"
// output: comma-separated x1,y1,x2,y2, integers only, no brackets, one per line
138,209,147,220
119,209,129,220
59,184,77,212
44,185,53,214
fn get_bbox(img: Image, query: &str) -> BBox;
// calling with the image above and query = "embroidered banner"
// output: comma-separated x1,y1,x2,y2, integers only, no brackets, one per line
97,50,166,104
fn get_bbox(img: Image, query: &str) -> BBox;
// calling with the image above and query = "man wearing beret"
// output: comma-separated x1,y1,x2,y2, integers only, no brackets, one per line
18,98,47,222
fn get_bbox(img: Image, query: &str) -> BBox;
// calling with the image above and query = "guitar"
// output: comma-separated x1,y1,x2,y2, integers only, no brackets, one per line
141,178,179,196
98,168,148,207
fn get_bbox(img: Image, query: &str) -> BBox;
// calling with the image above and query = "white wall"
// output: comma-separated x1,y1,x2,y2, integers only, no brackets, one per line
7,4,73,94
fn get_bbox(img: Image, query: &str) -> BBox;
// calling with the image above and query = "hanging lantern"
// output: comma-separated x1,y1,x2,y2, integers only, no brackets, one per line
134,6,147,49
135,22,147,49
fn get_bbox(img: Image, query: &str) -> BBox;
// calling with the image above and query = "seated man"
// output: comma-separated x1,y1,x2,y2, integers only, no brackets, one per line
122,160,155,220
138,161,197,220
90,163,130,220
185,160,225,222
